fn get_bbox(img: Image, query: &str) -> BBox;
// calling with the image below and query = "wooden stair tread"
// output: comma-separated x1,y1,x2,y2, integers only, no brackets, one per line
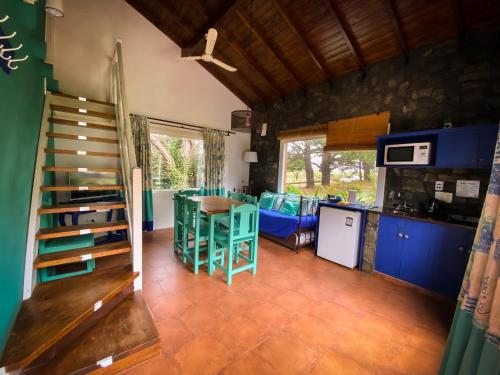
49,118,117,132
43,166,121,173
38,201,126,214
46,132,119,144
0,266,138,372
52,92,115,107
50,104,116,120
45,148,120,158
34,241,131,269
41,185,124,192
34,293,160,375
36,221,128,240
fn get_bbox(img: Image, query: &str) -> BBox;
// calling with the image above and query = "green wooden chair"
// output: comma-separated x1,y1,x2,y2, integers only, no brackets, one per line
183,198,210,274
227,191,245,201
178,188,200,197
173,193,188,255
212,203,259,285
242,194,258,204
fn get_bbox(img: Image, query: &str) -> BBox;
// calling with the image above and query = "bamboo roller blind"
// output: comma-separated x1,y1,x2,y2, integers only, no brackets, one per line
277,124,328,141
324,112,390,151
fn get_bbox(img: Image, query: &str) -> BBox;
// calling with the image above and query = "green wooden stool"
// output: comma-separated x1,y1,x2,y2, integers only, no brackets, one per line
228,191,245,201
178,188,200,197
183,199,210,274
212,203,259,285
39,234,95,282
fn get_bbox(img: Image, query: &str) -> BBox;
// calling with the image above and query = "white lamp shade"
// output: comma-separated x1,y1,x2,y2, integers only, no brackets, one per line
244,151,258,163
46,0,64,17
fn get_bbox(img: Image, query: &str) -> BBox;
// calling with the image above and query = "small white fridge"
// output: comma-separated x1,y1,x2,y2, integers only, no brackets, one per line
316,206,362,268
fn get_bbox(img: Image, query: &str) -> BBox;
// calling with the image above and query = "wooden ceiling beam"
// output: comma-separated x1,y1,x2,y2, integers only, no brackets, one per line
235,9,305,87
271,0,332,78
219,29,284,97
199,61,255,107
186,0,239,47
385,0,409,58
324,0,366,70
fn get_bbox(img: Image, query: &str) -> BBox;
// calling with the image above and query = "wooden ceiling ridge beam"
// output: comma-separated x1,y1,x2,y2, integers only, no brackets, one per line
324,0,366,71
271,0,333,78
385,0,409,60
219,29,284,97
186,0,239,47
235,9,304,87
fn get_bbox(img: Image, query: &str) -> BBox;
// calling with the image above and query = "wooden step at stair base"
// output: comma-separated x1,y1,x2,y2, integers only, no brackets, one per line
45,148,120,158
47,132,119,144
30,293,160,375
41,185,124,192
49,118,117,132
0,266,138,372
43,166,121,174
52,92,115,107
50,104,116,120
34,241,131,269
38,201,126,214
36,221,129,240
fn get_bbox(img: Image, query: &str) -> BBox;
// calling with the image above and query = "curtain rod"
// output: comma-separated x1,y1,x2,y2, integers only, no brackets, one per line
139,114,236,136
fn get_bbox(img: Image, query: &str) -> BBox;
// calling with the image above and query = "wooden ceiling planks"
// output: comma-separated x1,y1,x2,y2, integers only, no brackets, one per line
127,0,500,106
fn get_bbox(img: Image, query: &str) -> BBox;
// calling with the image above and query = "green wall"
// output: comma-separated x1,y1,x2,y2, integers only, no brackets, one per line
0,0,55,353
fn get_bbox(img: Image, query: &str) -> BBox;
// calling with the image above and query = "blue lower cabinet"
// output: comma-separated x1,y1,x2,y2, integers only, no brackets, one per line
375,214,474,298
399,220,438,289
375,215,404,278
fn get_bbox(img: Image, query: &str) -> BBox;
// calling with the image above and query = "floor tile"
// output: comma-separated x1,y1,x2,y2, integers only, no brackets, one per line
390,346,442,375
221,351,277,375
311,350,375,375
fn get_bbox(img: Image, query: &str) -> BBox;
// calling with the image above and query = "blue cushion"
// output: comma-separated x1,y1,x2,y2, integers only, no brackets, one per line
259,209,318,238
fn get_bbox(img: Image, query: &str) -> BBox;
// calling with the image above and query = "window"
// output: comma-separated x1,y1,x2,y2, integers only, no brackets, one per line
150,132,203,191
281,137,383,205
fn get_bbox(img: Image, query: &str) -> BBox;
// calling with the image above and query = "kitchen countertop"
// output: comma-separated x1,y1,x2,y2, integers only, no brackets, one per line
319,200,478,230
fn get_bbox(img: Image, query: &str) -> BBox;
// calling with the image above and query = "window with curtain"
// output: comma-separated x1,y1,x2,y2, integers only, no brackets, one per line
282,137,380,204
149,126,204,191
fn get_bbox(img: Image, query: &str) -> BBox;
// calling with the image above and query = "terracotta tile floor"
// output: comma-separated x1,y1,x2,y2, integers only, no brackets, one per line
125,229,454,375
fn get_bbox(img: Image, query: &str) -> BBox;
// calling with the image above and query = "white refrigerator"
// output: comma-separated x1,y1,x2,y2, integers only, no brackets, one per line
316,206,362,268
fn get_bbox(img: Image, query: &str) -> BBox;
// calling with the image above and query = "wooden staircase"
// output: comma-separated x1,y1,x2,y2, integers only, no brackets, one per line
0,91,159,374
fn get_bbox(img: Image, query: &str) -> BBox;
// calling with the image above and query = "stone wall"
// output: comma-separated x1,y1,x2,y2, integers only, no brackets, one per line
249,29,500,195
362,212,379,272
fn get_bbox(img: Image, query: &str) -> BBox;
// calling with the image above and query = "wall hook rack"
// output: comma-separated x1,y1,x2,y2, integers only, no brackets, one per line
0,31,16,40
0,15,9,23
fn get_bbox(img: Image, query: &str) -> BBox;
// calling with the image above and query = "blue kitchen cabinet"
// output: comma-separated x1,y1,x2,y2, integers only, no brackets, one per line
435,128,478,168
399,220,438,289
478,125,499,167
374,215,404,278
431,226,475,298
375,214,474,298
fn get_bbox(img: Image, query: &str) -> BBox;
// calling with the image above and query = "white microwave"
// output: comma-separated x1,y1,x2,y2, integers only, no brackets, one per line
384,142,432,165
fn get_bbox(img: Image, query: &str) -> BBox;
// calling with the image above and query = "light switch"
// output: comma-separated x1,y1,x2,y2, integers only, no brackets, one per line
435,181,444,191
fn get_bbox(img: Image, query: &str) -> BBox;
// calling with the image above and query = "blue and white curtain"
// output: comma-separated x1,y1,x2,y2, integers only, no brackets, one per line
201,129,225,196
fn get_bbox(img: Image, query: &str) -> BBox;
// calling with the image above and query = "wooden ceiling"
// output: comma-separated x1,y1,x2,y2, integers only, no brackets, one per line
126,0,500,106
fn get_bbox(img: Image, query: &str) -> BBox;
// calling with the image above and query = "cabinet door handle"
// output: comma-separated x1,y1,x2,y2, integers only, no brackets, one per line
458,246,464,252
397,233,403,238
404,234,409,239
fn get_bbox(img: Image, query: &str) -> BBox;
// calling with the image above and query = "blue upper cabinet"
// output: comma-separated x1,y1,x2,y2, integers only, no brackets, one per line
377,124,498,168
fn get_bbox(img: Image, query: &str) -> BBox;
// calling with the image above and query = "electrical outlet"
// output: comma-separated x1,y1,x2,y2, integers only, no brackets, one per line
435,191,453,203
435,181,444,191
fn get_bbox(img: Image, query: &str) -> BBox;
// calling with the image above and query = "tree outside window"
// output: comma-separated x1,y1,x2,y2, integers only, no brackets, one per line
284,138,378,204
150,133,203,190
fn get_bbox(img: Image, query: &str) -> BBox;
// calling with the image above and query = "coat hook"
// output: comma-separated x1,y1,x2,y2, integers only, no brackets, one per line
0,31,16,40
7,55,29,70
0,43,22,60
0,15,9,23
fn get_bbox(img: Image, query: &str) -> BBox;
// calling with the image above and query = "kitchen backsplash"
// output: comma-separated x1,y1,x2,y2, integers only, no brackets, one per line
384,167,491,217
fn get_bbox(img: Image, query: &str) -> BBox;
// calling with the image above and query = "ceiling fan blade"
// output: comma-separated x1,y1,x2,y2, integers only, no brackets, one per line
212,58,237,72
180,56,202,61
205,28,218,55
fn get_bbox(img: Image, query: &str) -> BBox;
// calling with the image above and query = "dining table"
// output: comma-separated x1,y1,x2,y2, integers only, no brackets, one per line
189,196,244,275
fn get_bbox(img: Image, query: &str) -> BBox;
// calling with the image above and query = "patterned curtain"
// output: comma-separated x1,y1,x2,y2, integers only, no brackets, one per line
201,129,225,196
130,114,154,231
440,129,500,375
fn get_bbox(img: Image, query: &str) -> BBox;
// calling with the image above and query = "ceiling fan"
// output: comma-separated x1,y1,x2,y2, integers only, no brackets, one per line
180,28,237,72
